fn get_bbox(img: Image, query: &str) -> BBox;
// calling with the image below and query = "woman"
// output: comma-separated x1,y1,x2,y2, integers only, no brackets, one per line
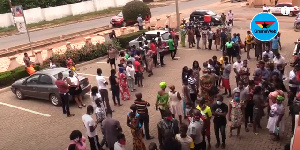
119,51,127,68
267,95,285,141
109,69,122,106
118,67,130,101
225,39,234,63
68,130,87,150
254,38,263,61
270,72,287,92
134,57,144,87
182,78,191,117
182,66,189,85
156,82,169,118
215,29,221,50
169,85,183,124
228,92,244,138
180,25,186,47
157,38,166,66
192,61,201,91
67,71,85,108
126,61,135,92
200,69,214,106
90,86,105,109
66,57,75,71
146,47,154,77
239,60,250,86
127,104,146,150
150,39,158,67
187,27,194,48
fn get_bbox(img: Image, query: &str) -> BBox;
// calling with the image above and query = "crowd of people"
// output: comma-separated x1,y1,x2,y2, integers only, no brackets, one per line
49,9,300,150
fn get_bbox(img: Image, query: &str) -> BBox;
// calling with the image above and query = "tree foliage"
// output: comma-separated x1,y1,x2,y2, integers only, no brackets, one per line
122,1,151,21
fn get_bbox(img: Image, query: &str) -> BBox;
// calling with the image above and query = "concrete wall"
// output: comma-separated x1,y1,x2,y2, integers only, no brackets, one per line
0,0,136,28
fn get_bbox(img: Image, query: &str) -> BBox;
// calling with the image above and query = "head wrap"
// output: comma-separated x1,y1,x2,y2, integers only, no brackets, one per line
277,95,284,101
180,25,184,29
159,82,167,89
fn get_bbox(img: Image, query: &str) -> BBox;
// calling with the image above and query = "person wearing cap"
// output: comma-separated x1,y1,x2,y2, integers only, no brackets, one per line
267,95,285,141
137,14,143,31
156,82,169,118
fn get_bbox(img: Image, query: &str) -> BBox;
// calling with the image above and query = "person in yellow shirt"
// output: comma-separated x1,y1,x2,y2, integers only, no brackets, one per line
196,99,212,149
245,31,252,59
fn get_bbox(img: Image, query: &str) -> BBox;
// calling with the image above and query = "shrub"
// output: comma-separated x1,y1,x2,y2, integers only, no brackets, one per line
122,1,151,21
118,30,146,48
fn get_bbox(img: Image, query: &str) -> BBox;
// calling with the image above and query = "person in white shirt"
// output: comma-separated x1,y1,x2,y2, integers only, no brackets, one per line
126,61,136,92
227,10,234,26
262,49,274,60
82,105,101,150
96,68,112,112
273,53,287,75
188,110,204,150
90,86,104,109
114,133,126,150
262,4,268,12
233,55,243,87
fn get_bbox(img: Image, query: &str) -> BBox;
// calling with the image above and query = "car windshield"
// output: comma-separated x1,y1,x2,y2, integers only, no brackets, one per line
145,34,157,40
53,70,78,79
117,12,123,17
207,11,216,16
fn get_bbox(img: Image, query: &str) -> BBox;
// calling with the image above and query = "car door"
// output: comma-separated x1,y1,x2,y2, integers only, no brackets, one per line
35,74,57,100
22,74,40,97
274,4,283,14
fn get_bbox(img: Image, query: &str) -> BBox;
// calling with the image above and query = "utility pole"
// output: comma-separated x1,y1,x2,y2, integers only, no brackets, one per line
175,0,180,31
8,0,17,27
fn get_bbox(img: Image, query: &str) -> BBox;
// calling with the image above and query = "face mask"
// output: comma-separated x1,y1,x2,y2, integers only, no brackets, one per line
234,96,240,101
216,101,222,105
166,116,173,121
119,140,126,145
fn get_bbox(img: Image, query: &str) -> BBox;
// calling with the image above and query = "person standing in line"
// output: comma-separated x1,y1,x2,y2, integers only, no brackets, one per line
222,57,232,98
245,31,252,59
252,86,267,134
114,133,126,150
215,29,221,51
202,29,208,49
118,67,130,101
228,92,244,138
225,39,234,64
262,48,274,59
127,104,146,150
126,61,135,92
169,85,183,124
157,38,166,66
270,35,281,55
175,123,195,150
288,64,300,106
200,69,214,106
233,55,243,87
211,95,228,149
267,95,285,141
67,71,85,108
220,29,227,52
208,28,214,50
156,82,170,118
82,105,101,150
193,61,201,92
137,14,143,31
95,99,107,148
108,44,117,69
188,69,198,103
134,57,144,87
55,72,74,117
109,69,123,106
239,60,250,87
180,25,187,47
90,86,105,110
195,27,201,49
188,27,195,48
227,10,234,26
182,78,192,117
221,13,226,26
188,109,205,150
146,47,154,77
273,53,287,76
96,68,112,112
134,93,154,140
150,39,158,67
102,111,123,150
242,80,255,132
168,35,177,60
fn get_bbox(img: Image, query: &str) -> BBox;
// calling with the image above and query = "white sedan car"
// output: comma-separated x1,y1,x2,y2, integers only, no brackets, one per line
128,30,171,48
269,3,299,16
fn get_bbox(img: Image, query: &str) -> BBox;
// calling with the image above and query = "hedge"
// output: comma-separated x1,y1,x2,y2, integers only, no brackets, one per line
118,30,146,48
122,1,151,21
0,65,41,87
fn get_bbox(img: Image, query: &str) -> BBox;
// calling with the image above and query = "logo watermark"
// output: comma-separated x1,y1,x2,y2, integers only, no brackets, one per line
250,13,279,41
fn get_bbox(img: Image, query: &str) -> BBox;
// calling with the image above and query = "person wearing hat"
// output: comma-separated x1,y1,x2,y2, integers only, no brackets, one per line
137,14,143,31
156,82,169,119
267,95,285,141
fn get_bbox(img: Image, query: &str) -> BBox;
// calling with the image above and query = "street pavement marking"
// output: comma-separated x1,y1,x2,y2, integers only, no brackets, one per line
96,62,106,64
0,102,51,117
77,73,108,78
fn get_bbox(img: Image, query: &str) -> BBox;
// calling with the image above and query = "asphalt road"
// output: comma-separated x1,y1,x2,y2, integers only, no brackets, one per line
0,0,219,50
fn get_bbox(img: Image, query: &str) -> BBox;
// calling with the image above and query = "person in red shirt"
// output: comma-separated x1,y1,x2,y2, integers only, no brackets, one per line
150,39,158,67
135,57,144,87
55,72,74,117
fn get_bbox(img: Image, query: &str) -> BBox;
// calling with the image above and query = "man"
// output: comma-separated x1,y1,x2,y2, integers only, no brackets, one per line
102,110,123,150
134,93,154,140
211,95,228,149
241,80,255,132
195,27,201,49
55,72,74,117
196,99,212,149
273,53,287,75
82,105,101,150
270,35,281,55
137,14,143,31
262,4,268,12
164,131,182,150
227,10,234,26
23,52,32,67
96,68,112,112
168,35,177,60
207,28,214,50
188,109,205,150
254,61,270,84
222,57,232,97
245,31,252,59
175,123,195,150
233,81,246,99
262,48,274,59
288,64,300,106
108,44,117,69
220,30,227,52
157,109,180,149
233,55,243,87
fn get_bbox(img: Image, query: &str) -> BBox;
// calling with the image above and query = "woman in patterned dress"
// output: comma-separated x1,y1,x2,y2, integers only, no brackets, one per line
215,29,221,50
239,60,250,87
192,61,201,91
118,67,130,101
146,47,154,77
127,104,146,150
200,69,214,106
228,92,244,138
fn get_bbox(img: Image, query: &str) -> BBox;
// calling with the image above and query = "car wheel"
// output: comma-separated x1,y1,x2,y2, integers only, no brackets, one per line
15,89,24,100
210,22,215,26
50,94,61,106
289,12,294,17
122,21,127,27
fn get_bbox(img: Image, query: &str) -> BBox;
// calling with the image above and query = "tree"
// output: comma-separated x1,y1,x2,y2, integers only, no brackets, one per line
122,1,151,21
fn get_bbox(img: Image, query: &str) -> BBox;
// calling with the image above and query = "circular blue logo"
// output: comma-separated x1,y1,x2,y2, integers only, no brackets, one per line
250,13,279,41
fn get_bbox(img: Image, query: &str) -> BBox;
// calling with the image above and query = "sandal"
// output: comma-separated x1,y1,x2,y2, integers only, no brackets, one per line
78,106,82,109
82,104,86,107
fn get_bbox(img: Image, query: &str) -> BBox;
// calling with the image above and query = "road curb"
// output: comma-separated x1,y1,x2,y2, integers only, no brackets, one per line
0,86,11,94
